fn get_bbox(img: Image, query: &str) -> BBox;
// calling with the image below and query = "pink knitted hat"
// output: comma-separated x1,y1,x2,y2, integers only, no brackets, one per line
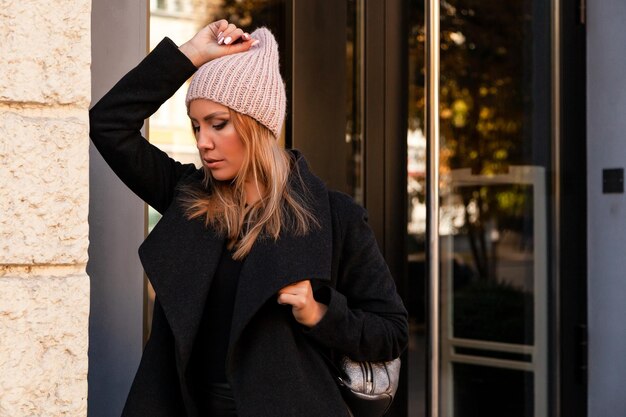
185,27,286,139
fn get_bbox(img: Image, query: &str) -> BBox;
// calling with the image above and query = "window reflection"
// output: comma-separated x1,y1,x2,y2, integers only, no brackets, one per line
346,0,364,204
410,0,552,416
437,1,551,417
407,2,426,417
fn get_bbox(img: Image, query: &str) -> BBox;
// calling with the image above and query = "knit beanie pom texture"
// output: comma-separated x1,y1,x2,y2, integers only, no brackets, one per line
185,27,286,139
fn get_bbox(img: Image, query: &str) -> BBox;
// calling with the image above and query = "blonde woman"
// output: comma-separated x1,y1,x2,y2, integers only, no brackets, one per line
90,20,408,417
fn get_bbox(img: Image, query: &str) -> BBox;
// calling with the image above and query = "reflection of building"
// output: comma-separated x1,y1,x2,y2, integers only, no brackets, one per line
408,128,426,235
3,1,626,417
149,0,204,167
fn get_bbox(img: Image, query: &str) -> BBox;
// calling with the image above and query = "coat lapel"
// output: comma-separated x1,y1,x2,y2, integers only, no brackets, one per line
229,152,333,350
138,198,225,365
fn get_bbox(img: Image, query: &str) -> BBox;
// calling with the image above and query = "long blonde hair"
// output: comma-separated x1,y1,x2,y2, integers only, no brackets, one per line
180,110,318,260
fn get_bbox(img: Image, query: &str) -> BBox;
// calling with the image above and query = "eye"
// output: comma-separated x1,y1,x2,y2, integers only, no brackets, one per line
191,124,200,134
213,120,228,131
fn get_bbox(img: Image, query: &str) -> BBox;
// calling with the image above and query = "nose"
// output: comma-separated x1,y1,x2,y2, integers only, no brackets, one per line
196,129,215,150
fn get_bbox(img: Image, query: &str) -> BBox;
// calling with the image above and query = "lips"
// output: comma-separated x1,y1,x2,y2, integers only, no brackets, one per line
203,157,224,168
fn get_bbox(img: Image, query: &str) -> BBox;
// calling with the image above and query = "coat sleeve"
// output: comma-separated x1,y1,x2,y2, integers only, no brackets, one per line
303,191,409,362
89,37,199,214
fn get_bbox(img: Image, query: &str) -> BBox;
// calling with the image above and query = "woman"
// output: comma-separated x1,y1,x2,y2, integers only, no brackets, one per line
90,20,408,417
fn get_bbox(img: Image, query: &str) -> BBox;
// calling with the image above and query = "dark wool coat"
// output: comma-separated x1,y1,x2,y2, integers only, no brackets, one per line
89,38,408,417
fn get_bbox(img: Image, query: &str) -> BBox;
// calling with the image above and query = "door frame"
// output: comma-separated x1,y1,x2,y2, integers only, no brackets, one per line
290,1,409,416
556,0,588,416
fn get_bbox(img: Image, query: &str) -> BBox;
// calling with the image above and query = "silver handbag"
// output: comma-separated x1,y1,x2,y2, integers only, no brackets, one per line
336,356,401,417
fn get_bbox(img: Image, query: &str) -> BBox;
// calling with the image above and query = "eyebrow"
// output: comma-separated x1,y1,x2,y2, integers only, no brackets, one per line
188,111,229,122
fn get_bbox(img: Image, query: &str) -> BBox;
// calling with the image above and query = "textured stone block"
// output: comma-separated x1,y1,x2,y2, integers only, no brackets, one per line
0,274,89,417
0,111,89,264
0,1,91,105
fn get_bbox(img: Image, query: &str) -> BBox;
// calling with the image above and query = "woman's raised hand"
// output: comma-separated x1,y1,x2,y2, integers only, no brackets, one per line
277,280,328,328
179,20,257,67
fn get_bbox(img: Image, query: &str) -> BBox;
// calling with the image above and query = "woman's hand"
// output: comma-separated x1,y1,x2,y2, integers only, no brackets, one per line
277,280,328,328
178,20,257,67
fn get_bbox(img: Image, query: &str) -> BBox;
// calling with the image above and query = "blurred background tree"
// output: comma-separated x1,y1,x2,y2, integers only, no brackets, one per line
198,0,285,31
409,0,535,282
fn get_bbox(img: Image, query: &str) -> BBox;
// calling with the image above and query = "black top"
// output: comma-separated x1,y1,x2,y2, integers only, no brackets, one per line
190,243,244,385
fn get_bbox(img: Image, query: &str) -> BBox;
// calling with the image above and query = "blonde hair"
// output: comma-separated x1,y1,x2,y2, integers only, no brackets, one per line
180,110,318,260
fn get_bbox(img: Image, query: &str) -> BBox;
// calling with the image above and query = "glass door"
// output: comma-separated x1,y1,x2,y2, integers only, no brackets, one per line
409,0,556,415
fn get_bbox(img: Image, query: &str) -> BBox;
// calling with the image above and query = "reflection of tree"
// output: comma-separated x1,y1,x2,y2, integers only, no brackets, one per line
410,0,532,172
198,0,286,32
409,1,535,282
439,1,529,175
458,185,532,283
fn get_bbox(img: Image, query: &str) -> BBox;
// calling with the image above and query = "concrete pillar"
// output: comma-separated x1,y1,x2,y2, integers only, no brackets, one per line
0,1,92,416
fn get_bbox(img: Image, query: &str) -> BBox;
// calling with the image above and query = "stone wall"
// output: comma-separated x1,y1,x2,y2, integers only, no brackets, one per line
0,1,91,416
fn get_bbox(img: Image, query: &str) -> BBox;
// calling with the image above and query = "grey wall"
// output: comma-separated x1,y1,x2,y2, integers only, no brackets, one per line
88,1,148,416
587,1,626,415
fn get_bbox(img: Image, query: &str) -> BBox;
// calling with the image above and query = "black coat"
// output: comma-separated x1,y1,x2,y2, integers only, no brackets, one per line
89,38,408,417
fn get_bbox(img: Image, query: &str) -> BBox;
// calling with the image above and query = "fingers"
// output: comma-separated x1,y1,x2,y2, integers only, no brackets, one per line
181,20,256,66
214,22,257,55
277,293,310,309
277,280,328,327
277,280,313,309
210,19,230,38
218,25,244,45
206,20,252,45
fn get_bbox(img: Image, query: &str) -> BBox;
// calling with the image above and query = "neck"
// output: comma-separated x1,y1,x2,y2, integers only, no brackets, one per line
244,179,265,205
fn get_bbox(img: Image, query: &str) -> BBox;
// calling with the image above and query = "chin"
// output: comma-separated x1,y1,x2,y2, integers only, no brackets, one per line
210,171,237,182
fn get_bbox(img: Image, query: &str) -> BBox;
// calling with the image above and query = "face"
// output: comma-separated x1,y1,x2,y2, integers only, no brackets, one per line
188,99,246,182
